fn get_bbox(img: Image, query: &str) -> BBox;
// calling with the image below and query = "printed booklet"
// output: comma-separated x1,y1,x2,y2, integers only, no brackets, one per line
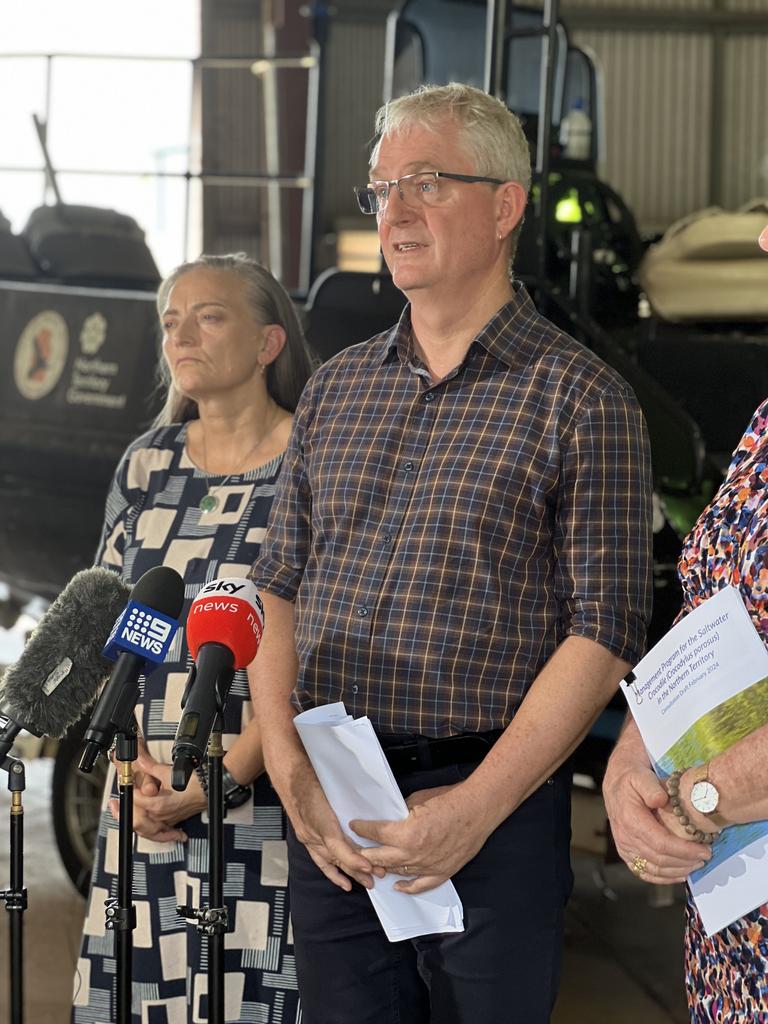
620,585,768,935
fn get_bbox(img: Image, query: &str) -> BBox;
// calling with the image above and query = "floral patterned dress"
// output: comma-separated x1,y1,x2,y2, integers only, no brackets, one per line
677,399,768,1021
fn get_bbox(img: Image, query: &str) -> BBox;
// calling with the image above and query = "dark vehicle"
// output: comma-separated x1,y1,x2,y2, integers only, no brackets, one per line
0,204,162,893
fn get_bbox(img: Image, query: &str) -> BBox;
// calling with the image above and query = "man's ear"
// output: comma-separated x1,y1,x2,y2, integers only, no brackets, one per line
260,323,288,365
496,181,528,240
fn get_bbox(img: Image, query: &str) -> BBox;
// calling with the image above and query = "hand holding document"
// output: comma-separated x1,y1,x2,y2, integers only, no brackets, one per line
294,703,464,942
620,586,768,935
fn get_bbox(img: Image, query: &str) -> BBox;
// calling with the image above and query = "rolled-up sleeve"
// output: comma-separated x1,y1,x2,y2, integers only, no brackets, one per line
554,383,653,664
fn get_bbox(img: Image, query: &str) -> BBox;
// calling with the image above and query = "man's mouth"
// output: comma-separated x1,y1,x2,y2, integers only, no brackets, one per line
393,242,422,252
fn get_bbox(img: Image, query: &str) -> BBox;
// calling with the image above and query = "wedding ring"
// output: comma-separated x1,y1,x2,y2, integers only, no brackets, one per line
402,865,410,875
631,855,647,876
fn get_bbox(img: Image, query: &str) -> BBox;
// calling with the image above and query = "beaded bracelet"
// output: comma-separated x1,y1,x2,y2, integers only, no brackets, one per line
665,769,716,845
195,762,209,796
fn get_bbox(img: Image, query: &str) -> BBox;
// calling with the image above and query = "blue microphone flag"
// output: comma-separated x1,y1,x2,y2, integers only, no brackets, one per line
102,600,178,665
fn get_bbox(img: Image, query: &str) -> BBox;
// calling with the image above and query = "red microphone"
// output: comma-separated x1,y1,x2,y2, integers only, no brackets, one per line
172,578,264,789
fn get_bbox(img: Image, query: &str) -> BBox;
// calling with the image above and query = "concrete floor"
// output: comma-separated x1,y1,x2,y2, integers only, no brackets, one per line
0,760,689,1024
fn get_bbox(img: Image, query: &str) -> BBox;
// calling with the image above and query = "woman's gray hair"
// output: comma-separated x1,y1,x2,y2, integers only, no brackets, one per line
153,253,315,426
371,83,531,259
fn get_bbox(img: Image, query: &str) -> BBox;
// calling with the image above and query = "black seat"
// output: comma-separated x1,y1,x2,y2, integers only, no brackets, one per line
303,268,407,362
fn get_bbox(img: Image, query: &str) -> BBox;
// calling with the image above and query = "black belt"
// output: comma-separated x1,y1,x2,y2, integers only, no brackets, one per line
378,729,503,774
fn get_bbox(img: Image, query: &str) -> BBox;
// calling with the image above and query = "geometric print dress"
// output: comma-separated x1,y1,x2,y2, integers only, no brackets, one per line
676,399,768,1022
71,422,300,1024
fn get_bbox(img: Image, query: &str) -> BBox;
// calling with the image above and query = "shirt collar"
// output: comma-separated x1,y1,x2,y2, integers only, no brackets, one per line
376,280,540,370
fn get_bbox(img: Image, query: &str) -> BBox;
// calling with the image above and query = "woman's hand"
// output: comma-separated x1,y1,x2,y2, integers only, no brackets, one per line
603,744,712,884
109,743,207,844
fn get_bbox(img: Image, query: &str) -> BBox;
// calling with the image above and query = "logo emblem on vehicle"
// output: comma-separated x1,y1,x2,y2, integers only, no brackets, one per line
79,312,107,355
13,311,69,400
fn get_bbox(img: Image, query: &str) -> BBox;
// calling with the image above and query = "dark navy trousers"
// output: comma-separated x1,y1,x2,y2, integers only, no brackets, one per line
287,760,574,1024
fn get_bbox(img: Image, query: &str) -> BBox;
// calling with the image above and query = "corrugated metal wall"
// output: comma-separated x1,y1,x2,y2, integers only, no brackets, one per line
199,0,312,290
570,29,714,233
721,33,768,207
563,1,768,233
565,0,710,7
314,17,389,271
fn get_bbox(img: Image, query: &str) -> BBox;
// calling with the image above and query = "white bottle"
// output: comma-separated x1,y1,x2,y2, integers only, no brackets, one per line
560,99,592,160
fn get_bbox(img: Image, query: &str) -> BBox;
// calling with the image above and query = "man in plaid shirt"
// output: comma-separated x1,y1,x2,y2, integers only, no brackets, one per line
249,82,652,1023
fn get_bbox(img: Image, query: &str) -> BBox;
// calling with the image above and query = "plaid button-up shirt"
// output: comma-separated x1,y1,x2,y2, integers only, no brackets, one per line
251,284,652,736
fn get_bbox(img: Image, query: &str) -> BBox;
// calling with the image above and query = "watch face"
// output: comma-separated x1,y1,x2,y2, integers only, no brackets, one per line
690,780,719,814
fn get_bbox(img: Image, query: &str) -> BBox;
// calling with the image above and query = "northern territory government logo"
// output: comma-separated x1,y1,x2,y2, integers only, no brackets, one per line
13,310,69,400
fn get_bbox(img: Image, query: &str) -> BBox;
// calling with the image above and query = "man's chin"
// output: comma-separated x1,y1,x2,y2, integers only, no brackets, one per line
390,271,428,296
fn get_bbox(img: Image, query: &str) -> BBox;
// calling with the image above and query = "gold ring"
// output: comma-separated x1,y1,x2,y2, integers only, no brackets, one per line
402,865,410,874
632,855,647,875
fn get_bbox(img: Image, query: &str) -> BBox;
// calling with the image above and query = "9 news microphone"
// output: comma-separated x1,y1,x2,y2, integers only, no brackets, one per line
171,578,264,791
0,567,130,762
78,565,184,773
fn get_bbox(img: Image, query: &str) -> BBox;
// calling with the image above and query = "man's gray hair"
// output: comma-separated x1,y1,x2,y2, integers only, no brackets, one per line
371,82,531,195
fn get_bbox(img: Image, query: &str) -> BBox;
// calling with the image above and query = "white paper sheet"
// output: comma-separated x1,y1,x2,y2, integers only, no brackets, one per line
294,703,465,941
620,586,768,935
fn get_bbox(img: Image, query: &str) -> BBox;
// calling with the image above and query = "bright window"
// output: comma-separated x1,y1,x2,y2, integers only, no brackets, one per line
0,1,200,275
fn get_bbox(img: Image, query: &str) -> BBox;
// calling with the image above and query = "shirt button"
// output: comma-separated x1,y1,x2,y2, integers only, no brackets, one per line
383,533,392,545
352,684,359,695
424,391,435,402
357,605,368,617
403,460,414,471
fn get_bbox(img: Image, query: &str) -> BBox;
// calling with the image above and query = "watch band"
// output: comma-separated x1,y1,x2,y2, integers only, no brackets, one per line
221,766,253,810
665,770,717,844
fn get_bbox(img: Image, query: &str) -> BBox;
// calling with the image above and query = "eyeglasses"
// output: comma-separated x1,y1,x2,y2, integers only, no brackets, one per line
353,170,505,215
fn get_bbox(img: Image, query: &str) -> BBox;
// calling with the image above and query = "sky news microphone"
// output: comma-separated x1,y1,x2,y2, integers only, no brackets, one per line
0,567,130,763
78,565,184,773
171,577,264,791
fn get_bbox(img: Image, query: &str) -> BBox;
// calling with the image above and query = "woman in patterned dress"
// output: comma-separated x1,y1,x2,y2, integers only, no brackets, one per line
602,399,768,1018
72,253,314,1024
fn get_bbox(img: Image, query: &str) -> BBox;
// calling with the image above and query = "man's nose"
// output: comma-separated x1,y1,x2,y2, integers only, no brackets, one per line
381,185,414,225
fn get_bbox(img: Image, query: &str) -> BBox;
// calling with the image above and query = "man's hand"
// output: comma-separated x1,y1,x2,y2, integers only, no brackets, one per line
289,773,379,891
350,783,492,894
603,755,711,884
109,744,207,844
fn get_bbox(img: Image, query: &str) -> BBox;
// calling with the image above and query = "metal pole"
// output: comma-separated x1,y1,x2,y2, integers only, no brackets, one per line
535,0,560,299
110,731,138,1024
3,760,27,1024
483,0,508,99
261,2,284,281
208,730,225,1024
300,40,321,296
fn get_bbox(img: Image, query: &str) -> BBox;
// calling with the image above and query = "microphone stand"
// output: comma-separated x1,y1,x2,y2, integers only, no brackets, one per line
177,718,228,1024
106,724,138,1024
0,754,27,1024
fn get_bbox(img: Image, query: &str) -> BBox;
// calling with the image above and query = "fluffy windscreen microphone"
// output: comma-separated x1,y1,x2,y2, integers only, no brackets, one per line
79,565,185,772
0,567,130,762
171,577,264,790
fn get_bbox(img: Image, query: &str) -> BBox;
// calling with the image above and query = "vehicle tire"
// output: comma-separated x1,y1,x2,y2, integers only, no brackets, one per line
51,716,108,898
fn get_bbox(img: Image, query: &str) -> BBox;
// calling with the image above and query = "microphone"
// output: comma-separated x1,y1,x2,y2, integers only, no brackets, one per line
78,565,185,773
0,567,130,764
171,577,264,791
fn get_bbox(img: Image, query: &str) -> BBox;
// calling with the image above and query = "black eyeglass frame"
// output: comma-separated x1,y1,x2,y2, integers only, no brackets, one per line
353,170,506,215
